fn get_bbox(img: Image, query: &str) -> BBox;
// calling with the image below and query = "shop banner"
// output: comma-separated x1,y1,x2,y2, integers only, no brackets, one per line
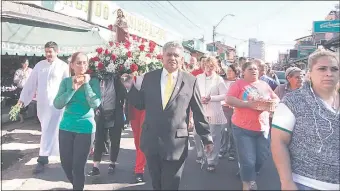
313,20,340,33
40,0,89,20
2,42,99,56
297,45,316,58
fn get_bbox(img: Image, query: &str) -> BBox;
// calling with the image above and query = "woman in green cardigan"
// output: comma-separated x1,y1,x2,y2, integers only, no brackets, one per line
53,52,101,190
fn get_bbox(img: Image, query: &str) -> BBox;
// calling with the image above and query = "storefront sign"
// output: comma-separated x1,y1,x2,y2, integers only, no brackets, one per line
297,45,316,58
2,42,98,56
90,1,167,45
313,20,340,33
41,0,89,20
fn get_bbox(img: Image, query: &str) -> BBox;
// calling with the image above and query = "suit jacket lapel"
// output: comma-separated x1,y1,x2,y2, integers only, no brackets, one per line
153,69,163,111
165,71,184,110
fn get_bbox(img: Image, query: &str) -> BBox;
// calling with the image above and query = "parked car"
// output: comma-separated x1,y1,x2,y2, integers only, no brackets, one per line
275,71,286,84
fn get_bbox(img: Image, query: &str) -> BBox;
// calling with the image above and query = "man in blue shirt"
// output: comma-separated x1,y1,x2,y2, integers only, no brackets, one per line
254,59,279,91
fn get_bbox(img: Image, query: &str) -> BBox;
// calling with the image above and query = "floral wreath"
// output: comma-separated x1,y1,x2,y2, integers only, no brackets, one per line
88,28,163,79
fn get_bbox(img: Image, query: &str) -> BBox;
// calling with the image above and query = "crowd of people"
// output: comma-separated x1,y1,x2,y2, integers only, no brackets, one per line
15,40,339,191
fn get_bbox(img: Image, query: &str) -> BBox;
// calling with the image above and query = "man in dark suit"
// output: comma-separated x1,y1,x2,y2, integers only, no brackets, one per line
125,41,213,190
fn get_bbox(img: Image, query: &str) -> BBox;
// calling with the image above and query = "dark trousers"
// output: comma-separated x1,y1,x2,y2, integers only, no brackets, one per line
93,126,122,162
59,130,93,190
221,107,236,155
146,153,186,190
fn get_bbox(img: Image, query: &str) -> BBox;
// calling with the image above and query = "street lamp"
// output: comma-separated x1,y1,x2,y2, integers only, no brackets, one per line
213,14,235,52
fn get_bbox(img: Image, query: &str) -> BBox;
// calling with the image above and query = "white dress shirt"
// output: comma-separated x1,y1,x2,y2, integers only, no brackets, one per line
160,68,179,105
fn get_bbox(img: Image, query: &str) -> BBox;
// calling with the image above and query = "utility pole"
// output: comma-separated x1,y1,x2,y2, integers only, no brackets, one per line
213,26,216,52
212,14,235,53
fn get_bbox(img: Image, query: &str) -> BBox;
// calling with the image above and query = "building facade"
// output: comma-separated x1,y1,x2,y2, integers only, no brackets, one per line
206,41,237,63
248,38,265,61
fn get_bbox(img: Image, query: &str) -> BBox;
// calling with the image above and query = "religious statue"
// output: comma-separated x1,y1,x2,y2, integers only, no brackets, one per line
113,9,129,43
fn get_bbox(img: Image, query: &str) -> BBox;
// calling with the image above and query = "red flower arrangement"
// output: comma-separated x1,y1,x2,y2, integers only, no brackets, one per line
88,28,163,78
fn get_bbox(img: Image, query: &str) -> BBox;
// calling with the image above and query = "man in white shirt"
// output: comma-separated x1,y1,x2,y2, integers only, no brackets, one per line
13,57,33,123
18,41,69,174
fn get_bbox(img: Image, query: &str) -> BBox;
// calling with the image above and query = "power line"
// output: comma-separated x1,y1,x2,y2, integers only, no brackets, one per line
147,1,200,34
217,33,296,46
225,2,301,40
166,1,204,33
179,1,213,26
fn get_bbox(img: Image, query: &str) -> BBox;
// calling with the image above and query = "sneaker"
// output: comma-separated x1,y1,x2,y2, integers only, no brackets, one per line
195,157,204,164
108,164,115,174
135,173,144,183
103,151,109,156
87,167,100,176
32,163,45,174
249,181,258,190
228,154,235,161
218,151,227,158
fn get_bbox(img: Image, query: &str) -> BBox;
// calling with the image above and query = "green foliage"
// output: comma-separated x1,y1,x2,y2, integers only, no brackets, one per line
9,104,21,121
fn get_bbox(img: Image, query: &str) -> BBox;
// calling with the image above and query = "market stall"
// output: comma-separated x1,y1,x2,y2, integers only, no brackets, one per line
1,1,106,123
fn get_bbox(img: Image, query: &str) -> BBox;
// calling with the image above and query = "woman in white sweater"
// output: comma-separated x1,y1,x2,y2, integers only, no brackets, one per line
193,56,228,172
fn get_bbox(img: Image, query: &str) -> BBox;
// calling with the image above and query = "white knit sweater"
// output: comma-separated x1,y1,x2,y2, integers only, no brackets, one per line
196,73,228,124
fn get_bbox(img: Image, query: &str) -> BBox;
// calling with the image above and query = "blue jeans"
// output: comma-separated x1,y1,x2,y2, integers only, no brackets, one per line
232,124,270,182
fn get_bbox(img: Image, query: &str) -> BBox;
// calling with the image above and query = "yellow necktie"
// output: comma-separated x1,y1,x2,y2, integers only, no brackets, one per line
163,73,173,109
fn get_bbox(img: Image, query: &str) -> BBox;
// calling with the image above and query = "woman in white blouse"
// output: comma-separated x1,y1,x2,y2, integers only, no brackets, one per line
193,56,228,172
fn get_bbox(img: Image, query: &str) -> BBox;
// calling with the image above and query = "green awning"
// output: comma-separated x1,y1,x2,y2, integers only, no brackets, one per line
1,18,106,56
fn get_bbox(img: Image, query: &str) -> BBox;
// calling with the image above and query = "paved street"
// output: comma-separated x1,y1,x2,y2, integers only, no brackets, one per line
1,119,281,190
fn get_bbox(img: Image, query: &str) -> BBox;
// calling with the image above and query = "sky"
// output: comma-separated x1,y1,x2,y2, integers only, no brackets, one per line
114,1,338,62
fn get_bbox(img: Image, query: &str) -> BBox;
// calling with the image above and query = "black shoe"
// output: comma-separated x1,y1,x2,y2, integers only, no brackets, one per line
135,173,144,183
87,167,100,176
108,164,115,174
218,151,227,158
33,163,45,174
196,157,204,164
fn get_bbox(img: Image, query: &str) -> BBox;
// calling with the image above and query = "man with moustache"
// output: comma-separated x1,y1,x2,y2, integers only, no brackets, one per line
18,41,69,174
125,41,213,190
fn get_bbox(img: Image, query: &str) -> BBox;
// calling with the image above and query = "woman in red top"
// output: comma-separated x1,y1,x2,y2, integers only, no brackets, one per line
226,61,279,190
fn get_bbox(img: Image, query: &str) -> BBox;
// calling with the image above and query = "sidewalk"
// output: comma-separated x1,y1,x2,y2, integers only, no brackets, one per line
1,120,151,190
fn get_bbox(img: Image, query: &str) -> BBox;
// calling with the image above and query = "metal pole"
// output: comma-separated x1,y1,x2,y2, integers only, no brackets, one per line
213,26,216,52
213,14,234,53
